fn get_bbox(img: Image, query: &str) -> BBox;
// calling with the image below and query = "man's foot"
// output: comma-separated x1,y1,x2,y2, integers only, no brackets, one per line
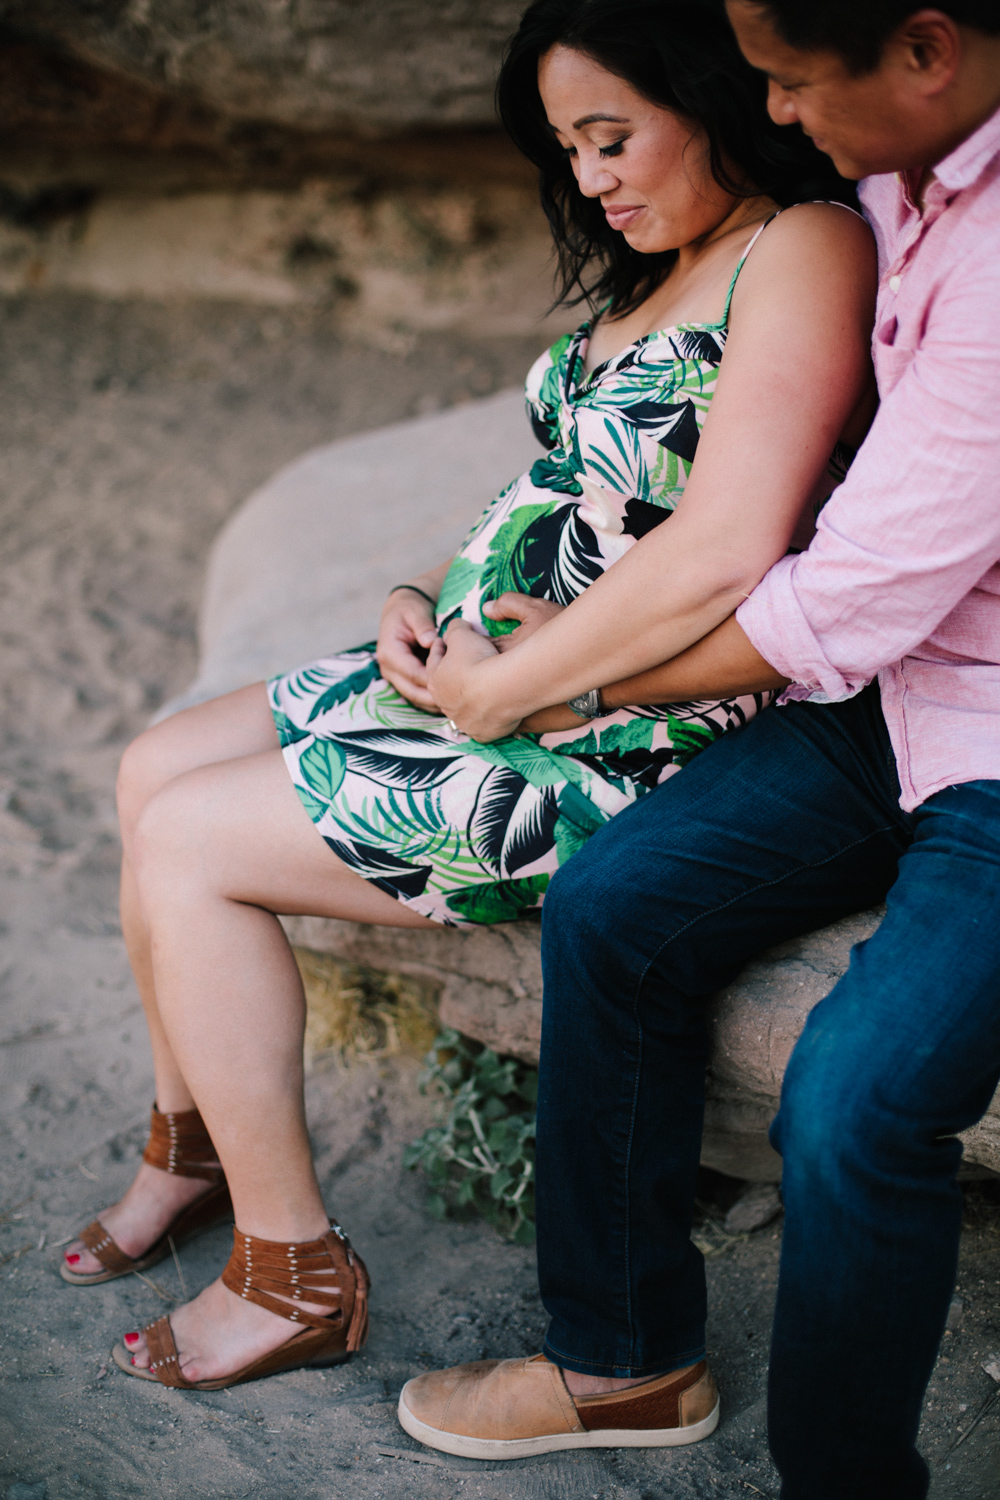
121,1275,331,1384
397,1353,719,1460
63,1162,218,1276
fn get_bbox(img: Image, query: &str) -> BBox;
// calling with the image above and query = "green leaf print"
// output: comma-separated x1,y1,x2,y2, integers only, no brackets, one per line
553,718,656,760
552,782,608,865
446,874,549,925
462,735,566,790
299,739,347,801
435,556,482,624
479,503,556,634
273,711,310,748
306,659,382,722
529,453,582,495
294,783,329,824
666,715,722,768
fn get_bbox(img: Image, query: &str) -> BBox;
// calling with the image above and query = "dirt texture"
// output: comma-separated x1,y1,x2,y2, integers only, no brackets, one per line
0,293,997,1499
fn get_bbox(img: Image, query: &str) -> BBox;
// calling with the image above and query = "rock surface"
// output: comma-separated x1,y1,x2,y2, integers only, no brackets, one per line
285,910,1000,1179
0,1,523,135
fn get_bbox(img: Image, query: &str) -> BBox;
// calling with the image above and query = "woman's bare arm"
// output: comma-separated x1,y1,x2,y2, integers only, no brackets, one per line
427,204,876,740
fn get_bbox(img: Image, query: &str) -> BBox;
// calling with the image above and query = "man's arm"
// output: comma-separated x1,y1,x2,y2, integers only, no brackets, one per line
737,253,1000,698
515,615,787,734
600,615,788,705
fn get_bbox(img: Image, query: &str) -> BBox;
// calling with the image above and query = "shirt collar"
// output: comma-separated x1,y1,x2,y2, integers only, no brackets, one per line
933,101,1000,193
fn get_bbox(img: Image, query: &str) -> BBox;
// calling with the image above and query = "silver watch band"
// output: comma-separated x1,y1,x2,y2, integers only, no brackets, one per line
566,688,605,719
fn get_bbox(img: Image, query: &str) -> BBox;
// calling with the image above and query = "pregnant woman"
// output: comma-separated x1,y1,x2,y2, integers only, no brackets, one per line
61,0,876,1392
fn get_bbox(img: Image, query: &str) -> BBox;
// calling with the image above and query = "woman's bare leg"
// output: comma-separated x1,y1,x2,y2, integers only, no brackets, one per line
119,746,433,1379
67,685,287,1274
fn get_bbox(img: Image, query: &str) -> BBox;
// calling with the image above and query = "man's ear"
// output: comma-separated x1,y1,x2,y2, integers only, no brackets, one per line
893,8,963,97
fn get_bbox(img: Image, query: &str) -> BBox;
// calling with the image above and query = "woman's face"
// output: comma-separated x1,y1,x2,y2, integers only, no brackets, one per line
537,45,736,253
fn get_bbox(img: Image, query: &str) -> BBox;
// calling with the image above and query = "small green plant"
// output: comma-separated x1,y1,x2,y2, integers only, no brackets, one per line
404,1029,538,1244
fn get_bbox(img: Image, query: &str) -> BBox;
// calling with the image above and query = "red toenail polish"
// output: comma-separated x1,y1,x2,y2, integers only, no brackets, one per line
124,1331,139,1346
66,1254,80,1265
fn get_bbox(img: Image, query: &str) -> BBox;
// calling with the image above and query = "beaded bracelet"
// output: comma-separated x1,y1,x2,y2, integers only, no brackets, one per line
388,584,438,609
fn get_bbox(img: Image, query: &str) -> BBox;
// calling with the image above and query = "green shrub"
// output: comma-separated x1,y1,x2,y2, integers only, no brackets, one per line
404,1029,538,1244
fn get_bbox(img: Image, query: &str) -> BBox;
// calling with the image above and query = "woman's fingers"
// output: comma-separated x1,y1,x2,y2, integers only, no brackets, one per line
427,637,447,670
483,592,566,641
426,622,521,741
483,592,538,623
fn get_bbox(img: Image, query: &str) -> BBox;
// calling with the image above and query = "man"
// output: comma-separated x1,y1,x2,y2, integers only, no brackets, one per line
400,6,1000,1495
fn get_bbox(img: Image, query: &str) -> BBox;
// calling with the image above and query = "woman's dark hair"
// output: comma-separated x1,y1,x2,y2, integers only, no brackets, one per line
496,0,857,318
747,1,1000,75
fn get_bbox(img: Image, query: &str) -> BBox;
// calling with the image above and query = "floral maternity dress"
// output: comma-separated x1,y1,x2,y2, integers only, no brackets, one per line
269,249,849,927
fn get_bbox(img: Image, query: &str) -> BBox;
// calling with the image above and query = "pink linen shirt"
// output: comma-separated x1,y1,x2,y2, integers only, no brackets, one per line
737,106,1000,812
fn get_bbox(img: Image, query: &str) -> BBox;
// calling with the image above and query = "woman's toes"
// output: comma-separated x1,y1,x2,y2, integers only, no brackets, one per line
64,1242,103,1275
126,1332,151,1369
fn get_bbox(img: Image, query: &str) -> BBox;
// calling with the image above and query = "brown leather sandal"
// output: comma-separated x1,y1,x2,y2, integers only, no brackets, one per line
60,1104,233,1286
110,1222,370,1389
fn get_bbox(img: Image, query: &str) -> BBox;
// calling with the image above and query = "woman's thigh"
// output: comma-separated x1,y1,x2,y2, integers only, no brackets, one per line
133,746,436,929
118,683,278,836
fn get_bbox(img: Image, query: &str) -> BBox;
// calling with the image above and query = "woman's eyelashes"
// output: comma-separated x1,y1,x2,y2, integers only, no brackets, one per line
560,138,628,160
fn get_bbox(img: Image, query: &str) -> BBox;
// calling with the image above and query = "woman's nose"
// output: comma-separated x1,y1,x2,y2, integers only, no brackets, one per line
767,79,799,126
574,152,621,200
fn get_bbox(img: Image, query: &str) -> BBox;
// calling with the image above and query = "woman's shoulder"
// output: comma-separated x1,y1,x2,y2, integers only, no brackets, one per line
756,200,875,263
731,200,877,318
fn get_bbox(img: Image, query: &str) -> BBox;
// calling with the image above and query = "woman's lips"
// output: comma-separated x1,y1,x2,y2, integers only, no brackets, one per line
604,204,644,230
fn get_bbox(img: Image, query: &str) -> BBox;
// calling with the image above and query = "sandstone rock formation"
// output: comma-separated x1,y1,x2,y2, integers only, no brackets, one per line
0,1,523,137
284,909,1000,1180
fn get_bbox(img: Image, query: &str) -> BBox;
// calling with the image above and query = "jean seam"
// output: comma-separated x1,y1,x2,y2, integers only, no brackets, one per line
622,1012,642,1367
634,821,903,995
616,820,902,1373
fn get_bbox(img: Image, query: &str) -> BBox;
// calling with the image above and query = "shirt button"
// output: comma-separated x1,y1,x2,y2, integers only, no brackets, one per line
888,275,902,292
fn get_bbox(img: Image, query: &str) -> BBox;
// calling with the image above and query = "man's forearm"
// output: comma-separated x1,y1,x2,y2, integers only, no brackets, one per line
601,615,788,707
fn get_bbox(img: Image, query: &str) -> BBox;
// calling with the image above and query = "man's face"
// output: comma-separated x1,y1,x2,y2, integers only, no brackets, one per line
726,2,943,179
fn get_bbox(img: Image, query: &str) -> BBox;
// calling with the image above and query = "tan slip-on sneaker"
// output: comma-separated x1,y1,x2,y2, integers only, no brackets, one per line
397,1352,719,1461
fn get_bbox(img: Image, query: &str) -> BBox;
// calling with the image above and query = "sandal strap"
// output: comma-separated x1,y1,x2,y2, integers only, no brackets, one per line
144,1315,193,1389
79,1219,137,1274
220,1223,370,1348
142,1104,224,1183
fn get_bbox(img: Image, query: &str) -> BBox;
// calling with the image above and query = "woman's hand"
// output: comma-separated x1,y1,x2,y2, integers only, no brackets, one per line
484,592,566,651
376,587,442,711
426,621,523,741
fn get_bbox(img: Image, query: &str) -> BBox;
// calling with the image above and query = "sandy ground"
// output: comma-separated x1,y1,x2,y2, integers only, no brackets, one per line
0,292,997,1499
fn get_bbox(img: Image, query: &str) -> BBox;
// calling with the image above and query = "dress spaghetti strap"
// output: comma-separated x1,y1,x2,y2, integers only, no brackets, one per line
721,211,781,325
722,199,865,326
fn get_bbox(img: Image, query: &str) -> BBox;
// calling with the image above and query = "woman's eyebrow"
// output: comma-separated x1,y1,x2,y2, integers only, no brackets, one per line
572,112,630,129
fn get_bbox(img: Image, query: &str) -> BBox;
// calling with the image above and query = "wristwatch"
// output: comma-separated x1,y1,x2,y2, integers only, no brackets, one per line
566,688,607,719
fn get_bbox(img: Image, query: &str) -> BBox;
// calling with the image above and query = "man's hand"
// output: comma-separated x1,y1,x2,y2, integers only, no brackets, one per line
426,620,523,741
376,588,441,711
484,592,566,652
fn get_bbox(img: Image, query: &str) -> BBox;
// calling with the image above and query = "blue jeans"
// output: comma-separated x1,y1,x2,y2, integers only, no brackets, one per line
536,684,1000,1499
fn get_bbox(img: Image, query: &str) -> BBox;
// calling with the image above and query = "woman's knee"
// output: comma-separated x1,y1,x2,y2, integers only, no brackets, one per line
117,722,189,844
129,772,212,903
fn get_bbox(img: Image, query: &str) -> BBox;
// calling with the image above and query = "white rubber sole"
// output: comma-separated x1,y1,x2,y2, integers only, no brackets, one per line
397,1384,720,1461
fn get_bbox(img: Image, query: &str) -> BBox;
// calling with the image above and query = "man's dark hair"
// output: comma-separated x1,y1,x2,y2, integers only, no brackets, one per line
749,2,1000,74
496,0,856,319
